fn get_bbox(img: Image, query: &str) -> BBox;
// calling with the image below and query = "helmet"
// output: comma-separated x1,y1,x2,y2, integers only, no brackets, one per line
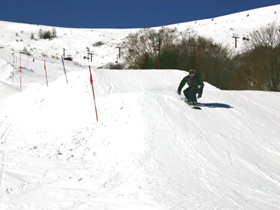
188,69,195,74
188,69,195,77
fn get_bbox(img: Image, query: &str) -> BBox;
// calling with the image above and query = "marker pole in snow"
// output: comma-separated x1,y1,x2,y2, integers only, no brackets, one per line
20,53,22,91
44,60,48,87
14,57,17,83
12,65,14,83
194,50,200,74
61,56,68,83
89,66,99,122
20,71,22,91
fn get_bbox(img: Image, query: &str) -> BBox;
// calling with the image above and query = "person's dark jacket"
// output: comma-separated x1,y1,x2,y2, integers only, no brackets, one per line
177,74,204,97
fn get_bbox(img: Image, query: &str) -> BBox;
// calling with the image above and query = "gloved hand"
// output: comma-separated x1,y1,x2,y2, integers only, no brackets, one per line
177,89,181,95
197,94,202,99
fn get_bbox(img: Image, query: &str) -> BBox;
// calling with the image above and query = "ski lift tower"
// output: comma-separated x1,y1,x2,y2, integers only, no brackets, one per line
154,35,162,69
232,34,240,48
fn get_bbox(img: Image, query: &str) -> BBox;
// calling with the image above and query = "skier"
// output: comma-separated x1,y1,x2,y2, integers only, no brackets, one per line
177,69,204,105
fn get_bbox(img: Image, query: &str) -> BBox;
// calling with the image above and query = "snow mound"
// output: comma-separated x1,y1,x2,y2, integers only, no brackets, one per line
0,67,280,210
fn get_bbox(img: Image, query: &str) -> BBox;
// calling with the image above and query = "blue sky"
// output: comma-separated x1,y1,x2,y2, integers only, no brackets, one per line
0,0,279,28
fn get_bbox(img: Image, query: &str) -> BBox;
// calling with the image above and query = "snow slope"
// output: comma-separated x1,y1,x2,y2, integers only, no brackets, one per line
1,4,280,210
1,58,280,209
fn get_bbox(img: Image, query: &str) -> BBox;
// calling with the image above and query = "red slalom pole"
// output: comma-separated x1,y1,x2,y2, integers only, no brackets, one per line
194,50,200,74
89,66,99,122
44,60,48,87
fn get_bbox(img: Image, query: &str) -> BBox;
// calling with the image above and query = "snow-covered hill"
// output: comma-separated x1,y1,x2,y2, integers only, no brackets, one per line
0,4,279,68
0,4,280,210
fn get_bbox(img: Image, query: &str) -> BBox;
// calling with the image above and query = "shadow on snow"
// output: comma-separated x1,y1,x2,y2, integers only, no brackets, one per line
197,103,233,109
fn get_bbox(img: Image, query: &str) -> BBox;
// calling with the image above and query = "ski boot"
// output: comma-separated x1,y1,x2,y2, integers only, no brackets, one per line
189,101,197,105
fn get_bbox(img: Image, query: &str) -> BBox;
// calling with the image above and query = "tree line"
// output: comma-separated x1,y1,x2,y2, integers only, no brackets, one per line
120,22,280,91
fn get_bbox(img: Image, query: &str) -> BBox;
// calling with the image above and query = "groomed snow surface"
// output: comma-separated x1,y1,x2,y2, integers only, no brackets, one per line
1,4,280,209
0,55,280,210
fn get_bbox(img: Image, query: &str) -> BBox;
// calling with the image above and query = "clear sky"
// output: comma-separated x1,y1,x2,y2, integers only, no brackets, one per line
0,0,279,28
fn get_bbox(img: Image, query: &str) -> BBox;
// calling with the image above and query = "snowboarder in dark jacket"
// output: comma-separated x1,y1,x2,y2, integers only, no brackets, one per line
177,69,204,105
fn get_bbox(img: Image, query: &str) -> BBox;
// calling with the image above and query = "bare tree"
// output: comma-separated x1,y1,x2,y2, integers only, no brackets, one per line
244,22,280,91
122,27,234,90
122,27,180,69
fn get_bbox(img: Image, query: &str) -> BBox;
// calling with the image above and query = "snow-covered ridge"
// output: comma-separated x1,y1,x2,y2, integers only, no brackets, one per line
0,4,279,68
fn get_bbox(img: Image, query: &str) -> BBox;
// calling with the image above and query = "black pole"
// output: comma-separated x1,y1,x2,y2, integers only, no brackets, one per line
232,35,240,48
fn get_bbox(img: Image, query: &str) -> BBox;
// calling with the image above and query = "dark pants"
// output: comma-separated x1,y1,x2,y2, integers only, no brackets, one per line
183,87,198,102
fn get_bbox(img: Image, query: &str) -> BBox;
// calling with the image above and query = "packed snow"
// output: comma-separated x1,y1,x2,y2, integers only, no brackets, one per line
1,4,280,210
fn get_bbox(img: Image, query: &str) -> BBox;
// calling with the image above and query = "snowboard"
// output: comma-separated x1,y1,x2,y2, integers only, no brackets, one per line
182,99,202,110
